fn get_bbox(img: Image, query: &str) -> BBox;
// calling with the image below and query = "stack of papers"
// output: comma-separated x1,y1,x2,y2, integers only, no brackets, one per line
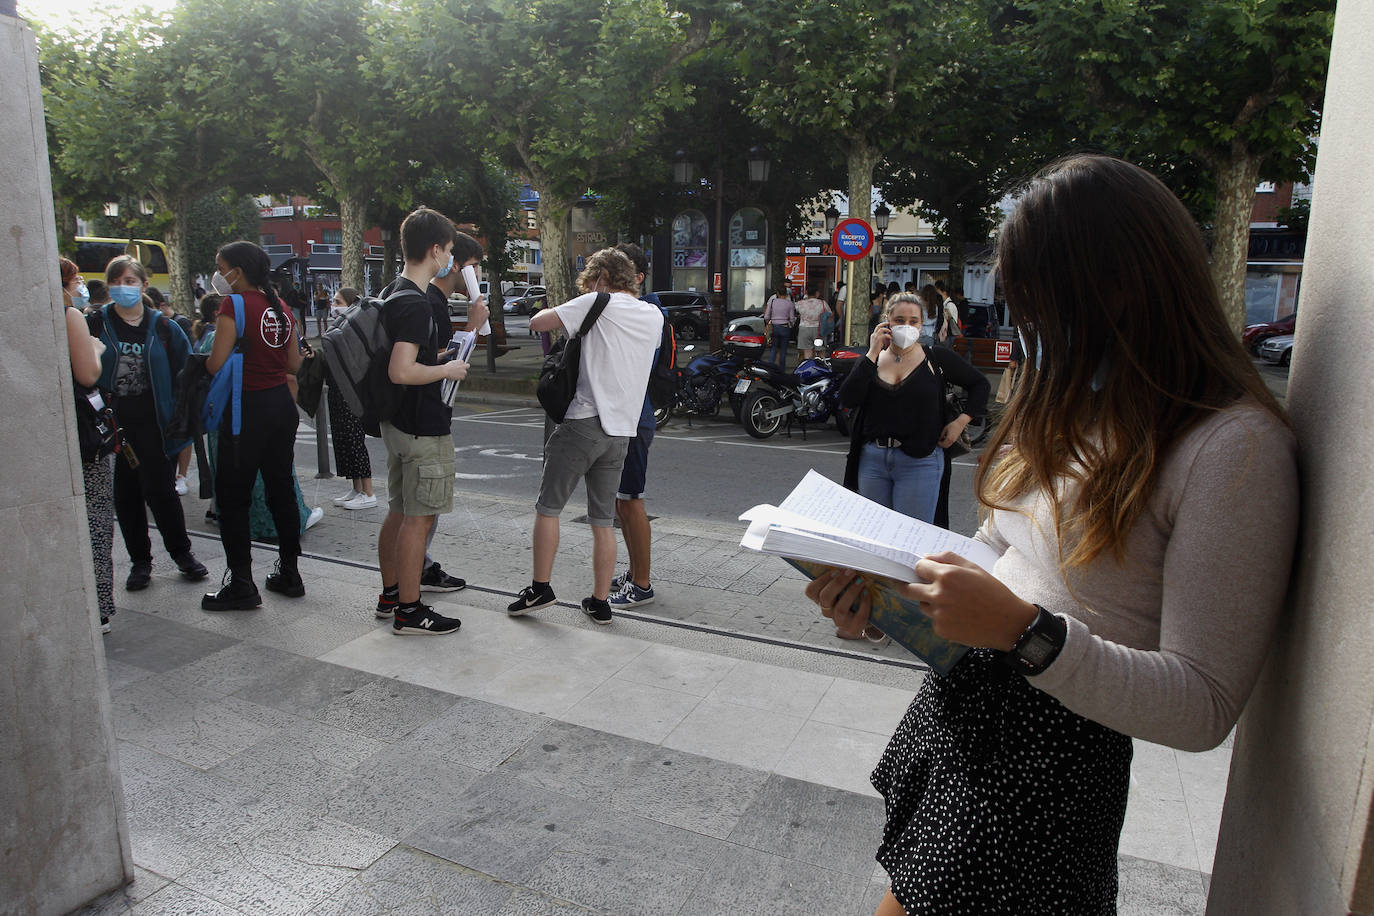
440,331,480,406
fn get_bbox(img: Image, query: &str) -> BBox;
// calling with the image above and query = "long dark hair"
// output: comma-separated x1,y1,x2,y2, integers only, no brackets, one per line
217,241,286,324
920,284,941,320
977,154,1286,571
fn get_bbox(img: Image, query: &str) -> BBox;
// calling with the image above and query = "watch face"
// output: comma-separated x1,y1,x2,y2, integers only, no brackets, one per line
1021,633,1056,667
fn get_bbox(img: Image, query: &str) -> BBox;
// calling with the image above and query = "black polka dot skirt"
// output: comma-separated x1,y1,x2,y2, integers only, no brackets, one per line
871,649,1132,915
326,379,372,480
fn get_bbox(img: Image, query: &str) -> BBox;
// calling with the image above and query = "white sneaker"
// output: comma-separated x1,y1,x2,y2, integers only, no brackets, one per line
342,492,378,510
305,507,325,530
174,475,189,496
333,489,360,506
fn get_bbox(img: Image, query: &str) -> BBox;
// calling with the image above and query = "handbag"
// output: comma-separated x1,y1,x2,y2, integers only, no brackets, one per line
536,292,610,422
930,355,973,459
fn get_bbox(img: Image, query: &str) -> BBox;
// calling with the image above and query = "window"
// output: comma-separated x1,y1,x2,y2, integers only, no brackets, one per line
527,214,538,229
1255,181,1277,194
728,207,767,312
671,210,709,292
322,229,342,246
260,234,275,246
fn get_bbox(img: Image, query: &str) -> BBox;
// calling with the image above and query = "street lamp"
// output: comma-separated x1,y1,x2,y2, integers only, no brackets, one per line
747,146,771,184
824,205,841,235
873,202,891,237
673,150,696,185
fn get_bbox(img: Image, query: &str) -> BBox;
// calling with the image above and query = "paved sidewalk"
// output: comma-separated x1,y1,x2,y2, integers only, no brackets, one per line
77,462,1223,915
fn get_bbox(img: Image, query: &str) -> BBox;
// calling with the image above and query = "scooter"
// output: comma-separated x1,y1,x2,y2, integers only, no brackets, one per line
733,340,852,440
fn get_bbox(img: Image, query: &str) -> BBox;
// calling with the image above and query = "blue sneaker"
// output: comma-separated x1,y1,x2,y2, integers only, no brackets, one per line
609,581,654,608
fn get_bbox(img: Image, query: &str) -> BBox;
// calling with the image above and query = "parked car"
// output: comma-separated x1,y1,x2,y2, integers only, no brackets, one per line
506,285,546,315
656,290,712,341
501,285,531,314
726,315,766,336
1243,312,1297,354
1258,333,1295,367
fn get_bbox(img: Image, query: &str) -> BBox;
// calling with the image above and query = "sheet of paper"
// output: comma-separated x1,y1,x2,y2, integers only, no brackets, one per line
771,469,1001,570
462,265,491,335
440,331,480,405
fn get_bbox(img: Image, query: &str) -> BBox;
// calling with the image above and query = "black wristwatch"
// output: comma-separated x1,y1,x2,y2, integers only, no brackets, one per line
1003,605,1067,677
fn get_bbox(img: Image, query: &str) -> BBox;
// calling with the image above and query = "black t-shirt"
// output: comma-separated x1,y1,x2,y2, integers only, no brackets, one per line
381,277,450,436
111,312,156,423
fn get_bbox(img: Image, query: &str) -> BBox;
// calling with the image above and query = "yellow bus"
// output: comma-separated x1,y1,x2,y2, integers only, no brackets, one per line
74,237,171,295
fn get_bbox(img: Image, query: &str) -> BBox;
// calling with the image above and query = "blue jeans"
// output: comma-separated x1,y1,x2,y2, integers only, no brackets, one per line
767,324,790,367
857,442,944,522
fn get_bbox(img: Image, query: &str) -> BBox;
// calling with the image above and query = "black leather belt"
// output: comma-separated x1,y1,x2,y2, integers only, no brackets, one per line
870,437,902,448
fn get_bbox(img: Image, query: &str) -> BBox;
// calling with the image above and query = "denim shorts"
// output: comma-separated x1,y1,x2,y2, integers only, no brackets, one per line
536,416,628,527
615,422,655,500
380,422,455,517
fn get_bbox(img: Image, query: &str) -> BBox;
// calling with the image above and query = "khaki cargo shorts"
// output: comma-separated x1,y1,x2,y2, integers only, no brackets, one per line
380,422,455,517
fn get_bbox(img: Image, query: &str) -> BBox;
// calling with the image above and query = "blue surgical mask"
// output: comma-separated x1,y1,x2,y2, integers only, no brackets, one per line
109,285,143,309
435,252,454,279
71,283,90,310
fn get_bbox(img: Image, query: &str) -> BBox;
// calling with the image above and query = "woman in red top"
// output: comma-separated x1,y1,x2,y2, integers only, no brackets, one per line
202,241,305,610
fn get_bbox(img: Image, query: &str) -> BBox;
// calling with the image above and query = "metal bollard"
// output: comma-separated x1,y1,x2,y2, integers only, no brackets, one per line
315,378,333,479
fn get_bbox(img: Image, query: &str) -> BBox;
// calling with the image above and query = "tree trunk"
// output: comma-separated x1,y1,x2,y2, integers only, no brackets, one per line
163,198,192,312
1211,149,1263,334
339,191,367,293
536,191,575,310
381,238,399,289
844,141,882,346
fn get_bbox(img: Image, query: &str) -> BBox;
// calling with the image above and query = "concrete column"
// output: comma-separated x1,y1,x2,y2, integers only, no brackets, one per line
1208,1,1374,913
0,11,133,914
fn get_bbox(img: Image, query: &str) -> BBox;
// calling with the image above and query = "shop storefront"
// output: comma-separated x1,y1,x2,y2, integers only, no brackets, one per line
1245,230,1304,325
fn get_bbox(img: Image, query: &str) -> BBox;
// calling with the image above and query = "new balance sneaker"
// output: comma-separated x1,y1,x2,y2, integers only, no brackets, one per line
375,593,398,619
609,581,654,609
201,573,262,611
264,560,305,598
507,584,556,616
392,603,461,636
173,551,210,581
581,596,613,625
420,563,466,592
333,489,360,506
125,562,152,591
342,492,378,510
174,474,189,496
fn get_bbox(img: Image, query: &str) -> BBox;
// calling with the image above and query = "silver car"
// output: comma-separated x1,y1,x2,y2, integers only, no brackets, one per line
1258,333,1294,367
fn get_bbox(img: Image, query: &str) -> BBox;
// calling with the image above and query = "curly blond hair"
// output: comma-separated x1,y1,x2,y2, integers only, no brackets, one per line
576,248,639,295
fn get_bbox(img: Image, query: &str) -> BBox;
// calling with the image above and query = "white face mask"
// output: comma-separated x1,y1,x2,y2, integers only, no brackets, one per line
890,325,920,350
210,271,233,296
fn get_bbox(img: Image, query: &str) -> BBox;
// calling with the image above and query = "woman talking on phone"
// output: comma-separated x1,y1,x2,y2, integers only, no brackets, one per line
201,241,306,610
808,156,1299,915
837,292,988,525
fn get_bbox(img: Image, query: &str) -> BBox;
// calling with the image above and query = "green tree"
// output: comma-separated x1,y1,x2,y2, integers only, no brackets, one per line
737,0,967,344
1017,0,1335,330
186,0,422,292
39,16,267,302
389,0,710,309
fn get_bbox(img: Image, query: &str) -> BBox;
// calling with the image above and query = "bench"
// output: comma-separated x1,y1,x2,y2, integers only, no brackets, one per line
951,335,1013,372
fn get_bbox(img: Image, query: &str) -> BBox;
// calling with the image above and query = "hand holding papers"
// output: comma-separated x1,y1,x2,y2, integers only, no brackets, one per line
440,330,479,406
462,265,491,336
740,470,999,674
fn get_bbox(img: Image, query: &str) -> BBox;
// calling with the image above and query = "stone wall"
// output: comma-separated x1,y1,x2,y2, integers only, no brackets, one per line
0,12,133,914
1208,0,1374,912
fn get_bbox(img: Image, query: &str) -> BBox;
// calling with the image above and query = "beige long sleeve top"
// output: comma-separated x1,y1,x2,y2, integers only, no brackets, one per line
975,402,1299,752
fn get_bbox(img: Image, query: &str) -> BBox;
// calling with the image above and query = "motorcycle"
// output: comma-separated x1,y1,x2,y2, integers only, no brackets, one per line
733,348,853,440
653,331,775,429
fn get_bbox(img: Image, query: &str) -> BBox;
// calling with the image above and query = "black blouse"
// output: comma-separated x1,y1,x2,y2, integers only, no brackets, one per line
838,345,990,462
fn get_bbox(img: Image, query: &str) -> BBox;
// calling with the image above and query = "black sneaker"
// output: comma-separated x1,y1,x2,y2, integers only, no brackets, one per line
173,551,210,581
126,562,152,591
201,572,262,611
581,596,613,625
392,603,461,636
264,560,305,598
375,594,398,620
420,563,466,592
507,584,556,616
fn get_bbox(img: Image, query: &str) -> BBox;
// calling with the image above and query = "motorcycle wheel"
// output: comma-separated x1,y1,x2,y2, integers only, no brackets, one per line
653,404,672,429
742,390,785,439
676,322,698,342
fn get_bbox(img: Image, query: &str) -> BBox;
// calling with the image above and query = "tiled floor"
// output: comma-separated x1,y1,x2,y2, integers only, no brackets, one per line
78,495,1220,914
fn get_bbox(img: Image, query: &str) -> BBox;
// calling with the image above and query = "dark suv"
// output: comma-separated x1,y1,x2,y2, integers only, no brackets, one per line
655,290,711,341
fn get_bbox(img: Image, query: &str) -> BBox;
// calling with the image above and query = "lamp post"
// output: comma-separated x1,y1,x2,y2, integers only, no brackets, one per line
872,202,890,286
673,147,772,350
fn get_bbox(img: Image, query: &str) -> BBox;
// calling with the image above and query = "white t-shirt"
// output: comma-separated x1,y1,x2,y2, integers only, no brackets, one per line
554,291,664,436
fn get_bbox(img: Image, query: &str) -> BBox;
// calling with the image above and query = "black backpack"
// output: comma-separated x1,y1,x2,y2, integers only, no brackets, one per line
646,309,676,410
320,285,430,435
537,292,610,422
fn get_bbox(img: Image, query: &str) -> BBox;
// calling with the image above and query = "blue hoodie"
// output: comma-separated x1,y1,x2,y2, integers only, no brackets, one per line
89,304,191,457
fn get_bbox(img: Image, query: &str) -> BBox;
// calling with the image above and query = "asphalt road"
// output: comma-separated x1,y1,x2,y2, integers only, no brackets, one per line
293,404,985,537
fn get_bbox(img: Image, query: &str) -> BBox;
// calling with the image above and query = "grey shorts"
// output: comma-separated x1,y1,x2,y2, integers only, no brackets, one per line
380,422,455,517
536,416,628,527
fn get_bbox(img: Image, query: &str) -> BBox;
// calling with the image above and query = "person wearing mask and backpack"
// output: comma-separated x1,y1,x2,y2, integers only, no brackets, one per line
88,255,209,591
201,241,306,610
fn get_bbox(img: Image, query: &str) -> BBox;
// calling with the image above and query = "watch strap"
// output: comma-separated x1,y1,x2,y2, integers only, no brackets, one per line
1003,605,1067,677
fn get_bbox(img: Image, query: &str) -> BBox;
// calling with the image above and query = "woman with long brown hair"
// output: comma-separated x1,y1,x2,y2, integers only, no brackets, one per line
807,155,1298,914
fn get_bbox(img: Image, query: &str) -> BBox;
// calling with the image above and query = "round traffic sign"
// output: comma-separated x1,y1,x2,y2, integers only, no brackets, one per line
831,218,875,261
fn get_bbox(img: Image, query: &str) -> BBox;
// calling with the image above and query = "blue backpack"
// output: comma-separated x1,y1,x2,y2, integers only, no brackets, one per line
201,294,247,435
